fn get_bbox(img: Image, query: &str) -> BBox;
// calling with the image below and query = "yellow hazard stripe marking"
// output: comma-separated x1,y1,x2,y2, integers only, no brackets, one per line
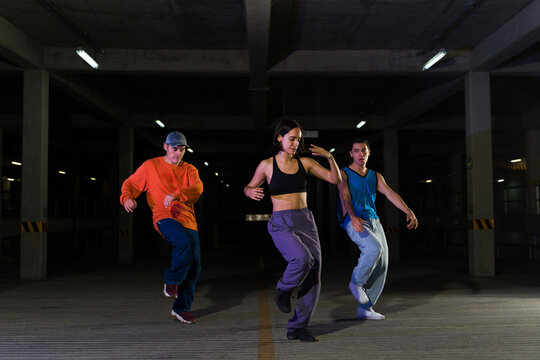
468,219,494,230
118,229,133,237
20,222,48,232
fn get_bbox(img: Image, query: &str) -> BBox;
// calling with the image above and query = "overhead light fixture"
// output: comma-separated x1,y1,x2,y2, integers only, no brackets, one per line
76,48,99,69
214,172,219,177
425,179,432,183
59,170,66,175
7,178,15,182
497,179,505,183
422,48,447,71
187,148,194,153
356,120,366,129
329,148,336,153
226,184,230,188
90,177,97,181
155,120,165,128
11,161,22,166
510,158,522,163
204,162,209,166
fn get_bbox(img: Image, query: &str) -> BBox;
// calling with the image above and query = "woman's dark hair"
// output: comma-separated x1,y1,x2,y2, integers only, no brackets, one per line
272,117,307,155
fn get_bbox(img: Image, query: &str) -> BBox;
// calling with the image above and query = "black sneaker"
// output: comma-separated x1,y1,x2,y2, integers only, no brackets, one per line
287,327,318,342
275,288,291,313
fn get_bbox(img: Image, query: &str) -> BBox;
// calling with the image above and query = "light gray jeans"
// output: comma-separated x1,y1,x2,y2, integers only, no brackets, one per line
345,218,388,310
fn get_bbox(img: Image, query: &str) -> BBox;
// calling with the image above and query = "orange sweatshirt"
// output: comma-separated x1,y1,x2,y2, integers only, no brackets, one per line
120,157,203,231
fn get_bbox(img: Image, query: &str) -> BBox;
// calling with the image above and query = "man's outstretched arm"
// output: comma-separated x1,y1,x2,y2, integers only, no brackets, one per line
376,172,418,230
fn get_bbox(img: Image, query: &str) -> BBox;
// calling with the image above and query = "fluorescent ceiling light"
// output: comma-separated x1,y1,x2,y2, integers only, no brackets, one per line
59,170,66,175
425,179,432,183
422,49,447,71
497,179,504,183
329,148,335,153
155,120,165,128
187,148,194,153
90,177,97,181
11,161,22,166
204,162,209,166
510,158,522,163
356,120,366,129
76,48,99,69
7,178,15,182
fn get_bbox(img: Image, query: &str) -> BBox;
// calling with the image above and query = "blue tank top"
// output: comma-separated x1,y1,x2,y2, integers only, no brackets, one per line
268,156,308,196
337,167,379,229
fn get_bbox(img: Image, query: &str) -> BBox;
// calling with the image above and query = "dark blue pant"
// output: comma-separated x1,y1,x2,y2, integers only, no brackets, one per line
157,218,201,312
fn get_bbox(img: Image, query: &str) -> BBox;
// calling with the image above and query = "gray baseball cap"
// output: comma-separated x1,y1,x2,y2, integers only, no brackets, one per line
165,131,189,147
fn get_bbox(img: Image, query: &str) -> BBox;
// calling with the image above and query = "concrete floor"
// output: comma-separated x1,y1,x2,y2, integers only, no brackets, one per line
1,251,540,360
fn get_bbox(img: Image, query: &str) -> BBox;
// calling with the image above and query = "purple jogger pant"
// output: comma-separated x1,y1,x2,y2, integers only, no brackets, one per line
267,208,322,330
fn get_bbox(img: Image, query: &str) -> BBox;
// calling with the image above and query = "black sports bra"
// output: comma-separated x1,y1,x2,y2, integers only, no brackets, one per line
268,156,307,196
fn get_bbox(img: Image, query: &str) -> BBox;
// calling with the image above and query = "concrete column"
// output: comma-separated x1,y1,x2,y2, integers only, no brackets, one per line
450,153,463,214
21,70,49,279
383,128,400,262
0,128,3,263
526,129,540,258
465,72,495,276
118,127,134,263
450,153,465,255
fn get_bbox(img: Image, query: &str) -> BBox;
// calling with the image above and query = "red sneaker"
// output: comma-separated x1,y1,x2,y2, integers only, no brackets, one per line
171,310,196,324
163,284,178,299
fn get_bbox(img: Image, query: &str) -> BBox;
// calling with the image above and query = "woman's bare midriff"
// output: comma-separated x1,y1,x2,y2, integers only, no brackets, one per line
271,192,308,211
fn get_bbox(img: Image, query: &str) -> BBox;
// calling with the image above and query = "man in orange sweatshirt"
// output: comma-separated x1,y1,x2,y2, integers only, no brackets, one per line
120,131,203,324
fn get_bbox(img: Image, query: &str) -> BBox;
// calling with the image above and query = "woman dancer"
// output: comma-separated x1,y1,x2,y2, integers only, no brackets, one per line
244,118,341,342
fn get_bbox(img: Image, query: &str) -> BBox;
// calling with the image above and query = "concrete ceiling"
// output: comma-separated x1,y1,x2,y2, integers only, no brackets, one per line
1,0,540,182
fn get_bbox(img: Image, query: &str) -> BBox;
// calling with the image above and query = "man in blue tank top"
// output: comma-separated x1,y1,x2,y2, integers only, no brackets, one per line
337,138,418,320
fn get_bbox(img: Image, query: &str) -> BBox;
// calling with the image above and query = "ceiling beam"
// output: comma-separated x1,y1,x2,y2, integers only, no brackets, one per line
44,48,250,73
245,0,271,87
492,55,540,76
0,15,43,68
50,74,162,147
470,0,540,71
386,78,463,128
244,0,271,149
402,116,465,131
130,115,255,130
269,50,470,74
76,113,386,131
41,48,476,74
50,73,127,127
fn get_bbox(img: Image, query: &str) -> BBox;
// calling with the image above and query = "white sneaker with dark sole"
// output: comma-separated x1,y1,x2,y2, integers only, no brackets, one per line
356,307,385,320
349,281,369,304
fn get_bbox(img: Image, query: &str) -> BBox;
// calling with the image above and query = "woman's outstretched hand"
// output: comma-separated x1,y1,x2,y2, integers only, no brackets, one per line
309,144,332,159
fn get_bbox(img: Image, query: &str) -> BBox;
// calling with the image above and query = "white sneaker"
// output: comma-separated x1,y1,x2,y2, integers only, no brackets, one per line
356,307,385,320
348,281,369,304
